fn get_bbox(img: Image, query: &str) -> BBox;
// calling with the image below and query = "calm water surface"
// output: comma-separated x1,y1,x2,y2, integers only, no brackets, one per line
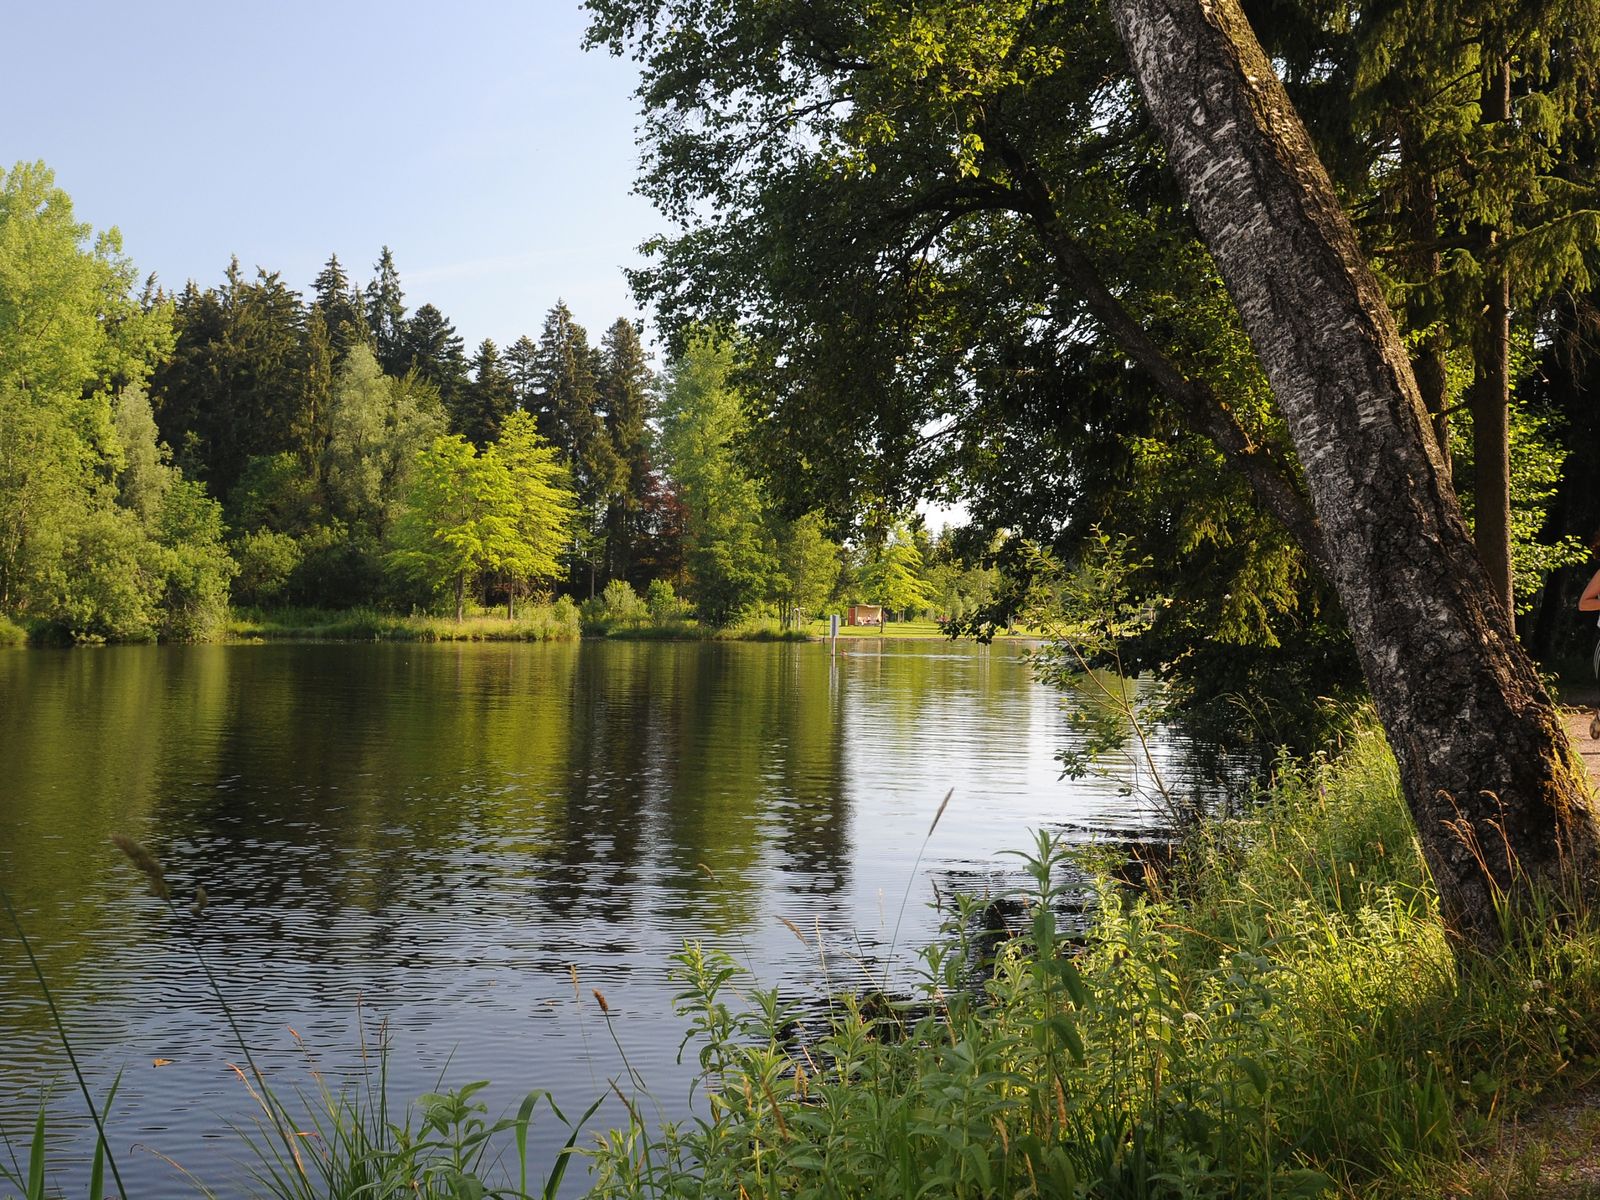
0,639,1188,1195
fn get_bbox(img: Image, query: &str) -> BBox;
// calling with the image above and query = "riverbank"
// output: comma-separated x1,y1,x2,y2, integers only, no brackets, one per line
224,610,1039,644
224,605,822,643
13,712,1600,1197
576,719,1600,1199
226,605,582,642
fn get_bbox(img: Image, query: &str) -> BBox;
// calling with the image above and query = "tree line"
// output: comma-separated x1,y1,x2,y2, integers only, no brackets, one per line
0,161,1006,641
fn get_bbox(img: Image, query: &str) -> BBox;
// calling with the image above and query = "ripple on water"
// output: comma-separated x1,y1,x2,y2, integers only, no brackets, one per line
0,639,1191,1197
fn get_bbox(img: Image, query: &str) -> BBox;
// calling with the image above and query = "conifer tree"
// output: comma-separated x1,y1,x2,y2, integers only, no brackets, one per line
299,309,336,487
399,303,469,412
152,258,309,502
461,338,515,447
504,334,540,413
598,318,655,583
311,253,369,363
365,246,409,375
1340,2,1600,617
532,303,625,591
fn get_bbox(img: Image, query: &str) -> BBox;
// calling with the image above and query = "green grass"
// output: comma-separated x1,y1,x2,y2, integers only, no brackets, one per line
0,613,26,647
227,605,581,643
582,614,813,641
585,718,1600,1199
230,606,819,644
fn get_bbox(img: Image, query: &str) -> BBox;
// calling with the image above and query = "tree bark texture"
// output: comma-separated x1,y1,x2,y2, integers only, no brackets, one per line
1108,0,1600,949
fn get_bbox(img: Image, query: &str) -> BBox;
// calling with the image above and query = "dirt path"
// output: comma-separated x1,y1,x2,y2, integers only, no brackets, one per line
1452,696,1600,1197
1564,699,1600,796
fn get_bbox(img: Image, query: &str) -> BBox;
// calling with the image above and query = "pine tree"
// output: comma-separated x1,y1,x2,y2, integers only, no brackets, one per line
598,318,655,584
399,303,469,412
462,339,515,447
311,253,369,362
365,246,409,375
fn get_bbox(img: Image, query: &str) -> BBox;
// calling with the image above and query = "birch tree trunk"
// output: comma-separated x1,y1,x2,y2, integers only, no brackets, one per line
1107,0,1600,949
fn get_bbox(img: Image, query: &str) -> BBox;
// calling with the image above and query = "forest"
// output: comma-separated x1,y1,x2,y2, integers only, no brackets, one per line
0,160,1007,651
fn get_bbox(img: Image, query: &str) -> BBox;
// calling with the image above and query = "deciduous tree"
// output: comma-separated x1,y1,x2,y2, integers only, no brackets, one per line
1109,0,1600,946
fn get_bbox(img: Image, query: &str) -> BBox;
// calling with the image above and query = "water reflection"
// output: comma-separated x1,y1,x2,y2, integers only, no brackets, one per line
0,639,1156,1196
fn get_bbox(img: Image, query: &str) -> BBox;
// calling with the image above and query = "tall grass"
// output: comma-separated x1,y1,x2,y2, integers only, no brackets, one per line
228,604,581,643
0,614,26,647
588,720,1600,1199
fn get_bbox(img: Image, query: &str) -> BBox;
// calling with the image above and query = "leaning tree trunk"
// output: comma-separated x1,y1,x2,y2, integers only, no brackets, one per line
1108,0,1600,950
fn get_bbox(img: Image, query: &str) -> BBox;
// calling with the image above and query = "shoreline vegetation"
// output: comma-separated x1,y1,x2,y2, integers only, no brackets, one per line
10,718,1600,1198
0,605,1044,647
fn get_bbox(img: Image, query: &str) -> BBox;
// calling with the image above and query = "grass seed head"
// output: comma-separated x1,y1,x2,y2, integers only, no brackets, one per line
111,834,171,901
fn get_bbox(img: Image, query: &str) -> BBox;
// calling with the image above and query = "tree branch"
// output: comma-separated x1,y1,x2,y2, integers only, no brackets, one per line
984,130,1330,570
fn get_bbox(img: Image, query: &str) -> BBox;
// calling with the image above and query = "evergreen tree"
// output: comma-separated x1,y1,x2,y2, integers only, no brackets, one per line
1330,2,1600,616
399,303,469,411
532,303,625,592
505,334,540,413
311,252,369,362
461,338,514,447
597,318,655,584
299,308,336,484
150,258,309,503
365,246,409,375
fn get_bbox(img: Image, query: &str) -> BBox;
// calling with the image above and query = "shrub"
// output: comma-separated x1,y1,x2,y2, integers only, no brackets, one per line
587,719,1600,1199
550,595,580,633
231,529,302,605
600,580,648,624
646,578,684,622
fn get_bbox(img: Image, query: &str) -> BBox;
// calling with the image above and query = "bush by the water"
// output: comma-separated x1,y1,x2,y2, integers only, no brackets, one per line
585,720,1600,1199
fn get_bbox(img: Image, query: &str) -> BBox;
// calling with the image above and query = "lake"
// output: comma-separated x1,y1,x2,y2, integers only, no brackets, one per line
0,638,1195,1195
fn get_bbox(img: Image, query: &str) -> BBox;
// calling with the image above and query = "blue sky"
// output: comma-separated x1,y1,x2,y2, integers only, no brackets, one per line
3,0,659,353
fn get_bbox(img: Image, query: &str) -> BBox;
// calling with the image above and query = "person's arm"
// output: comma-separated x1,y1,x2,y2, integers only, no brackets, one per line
1581,567,1600,612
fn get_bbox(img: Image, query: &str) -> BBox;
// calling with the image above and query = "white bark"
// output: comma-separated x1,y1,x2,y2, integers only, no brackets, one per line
1108,0,1599,947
